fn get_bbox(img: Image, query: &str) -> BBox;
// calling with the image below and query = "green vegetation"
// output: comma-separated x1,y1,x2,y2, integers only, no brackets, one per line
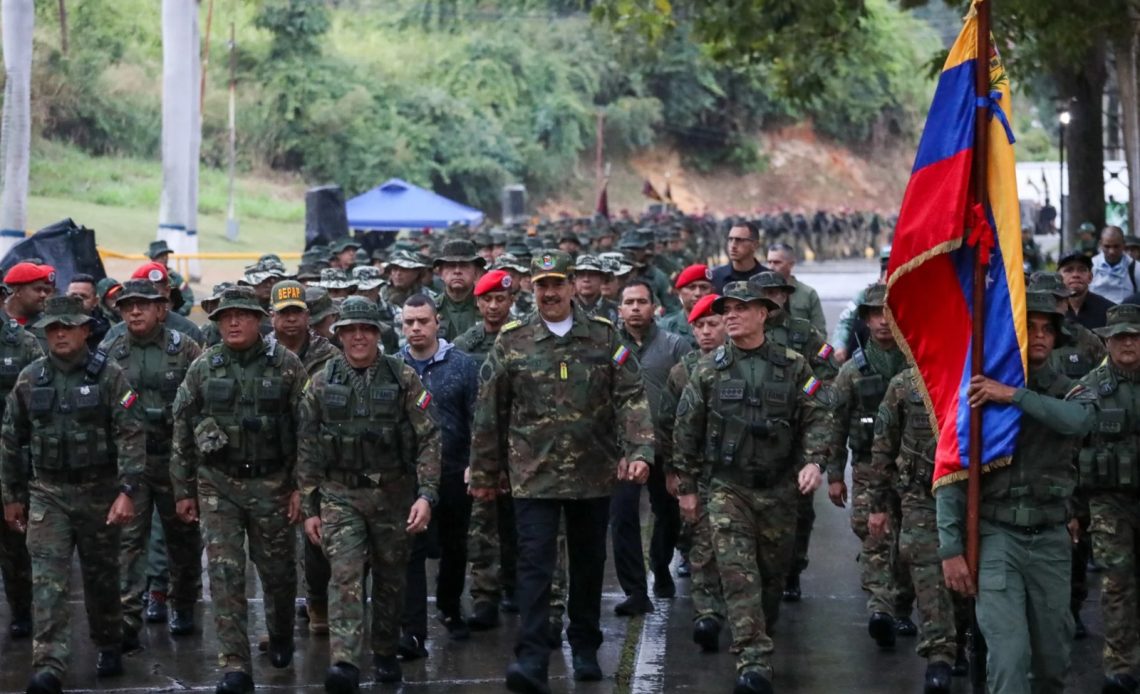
18,0,939,214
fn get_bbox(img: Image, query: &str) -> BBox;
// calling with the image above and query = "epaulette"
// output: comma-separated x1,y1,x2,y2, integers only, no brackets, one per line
501,320,524,334
590,315,614,328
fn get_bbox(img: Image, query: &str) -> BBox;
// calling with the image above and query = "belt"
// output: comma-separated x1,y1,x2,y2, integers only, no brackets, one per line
206,460,283,479
325,469,405,489
988,519,1062,536
34,466,116,485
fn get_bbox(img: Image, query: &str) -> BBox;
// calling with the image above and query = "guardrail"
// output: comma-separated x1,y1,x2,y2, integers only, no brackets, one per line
98,249,302,280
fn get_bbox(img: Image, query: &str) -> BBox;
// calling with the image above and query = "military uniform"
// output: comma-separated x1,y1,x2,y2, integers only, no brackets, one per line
870,368,968,681
438,293,479,342
169,288,307,687
657,309,696,348
765,310,839,381
673,283,832,686
577,295,619,324
297,301,440,687
0,317,42,638
105,281,204,642
0,296,145,685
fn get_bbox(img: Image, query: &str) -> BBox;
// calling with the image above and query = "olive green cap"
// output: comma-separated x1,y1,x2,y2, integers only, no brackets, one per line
146,240,173,259
208,286,268,320
116,279,168,304
1026,290,1063,317
330,296,383,331
491,252,529,274
433,239,486,268
712,281,779,313
1096,303,1140,338
352,265,385,290
748,271,795,294
306,287,339,324
270,280,308,312
387,250,429,270
531,250,574,282
34,295,93,329
1027,271,1072,298
331,237,361,254
857,283,887,317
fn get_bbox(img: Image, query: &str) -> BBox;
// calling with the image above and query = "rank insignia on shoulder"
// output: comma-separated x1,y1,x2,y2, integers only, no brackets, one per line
802,377,821,396
120,389,138,409
612,345,631,366
501,320,522,333
817,343,834,360
415,390,432,410
591,315,613,326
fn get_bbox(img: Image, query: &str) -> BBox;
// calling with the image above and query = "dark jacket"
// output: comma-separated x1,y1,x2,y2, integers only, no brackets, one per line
710,259,769,293
400,339,478,477
1067,291,1115,331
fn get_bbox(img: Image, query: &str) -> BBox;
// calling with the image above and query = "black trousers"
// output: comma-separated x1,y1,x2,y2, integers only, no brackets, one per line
514,496,610,667
402,474,471,636
610,461,681,596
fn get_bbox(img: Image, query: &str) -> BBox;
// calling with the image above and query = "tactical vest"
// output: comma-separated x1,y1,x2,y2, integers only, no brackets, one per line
318,356,415,477
1079,365,1140,494
199,342,295,474
0,320,34,410
111,330,190,455
705,345,797,488
896,383,936,497
27,353,114,477
1052,344,1094,379
981,367,1075,527
846,348,888,454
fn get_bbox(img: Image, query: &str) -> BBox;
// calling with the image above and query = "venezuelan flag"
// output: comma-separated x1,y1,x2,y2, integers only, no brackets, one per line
885,0,1026,489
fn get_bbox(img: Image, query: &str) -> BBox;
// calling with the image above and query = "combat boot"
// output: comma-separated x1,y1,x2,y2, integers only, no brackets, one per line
733,670,774,694
96,649,124,677
215,671,254,694
782,573,802,602
614,593,653,616
439,612,471,640
923,662,952,693
269,636,294,668
572,650,603,681
373,653,403,684
25,671,62,694
505,660,550,694
397,633,427,660
10,610,31,639
468,602,500,631
308,599,329,636
169,608,195,636
868,612,896,648
652,572,676,598
895,615,918,636
692,617,721,653
324,661,360,694
1104,673,1140,694
144,590,167,623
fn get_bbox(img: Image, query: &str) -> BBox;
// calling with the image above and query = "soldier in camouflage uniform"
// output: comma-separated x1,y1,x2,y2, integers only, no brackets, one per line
470,250,654,694
491,253,535,319
297,297,440,692
105,281,204,650
572,255,619,323
673,281,831,694
433,239,485,341
170,287,307,694
382,252,429,309
660,293,728,651
0,308,42,640
1,295,145,693
750,271,838,602
827,283,914,645
869,366,969,692
940,291,1097,694
267,280,340,636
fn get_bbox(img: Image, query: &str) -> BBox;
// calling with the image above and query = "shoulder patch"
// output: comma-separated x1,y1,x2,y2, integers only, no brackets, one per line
415,390,432,410
612,344,631,366
802,376,822,397
590,315,614,327
817,343,834,360
501,320,522,333
119,389,138,409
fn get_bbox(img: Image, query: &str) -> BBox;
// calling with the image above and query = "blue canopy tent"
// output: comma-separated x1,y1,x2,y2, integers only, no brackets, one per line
345,179,484,231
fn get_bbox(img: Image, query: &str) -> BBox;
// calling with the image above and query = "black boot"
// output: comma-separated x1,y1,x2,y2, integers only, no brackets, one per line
572,650,603,681
952,645,969,676
782,573,802,602
324,661,360,694
692,617,721,653
96,649,124,677
10,611,31,639
169,608,195,636
614,593,654,616
868,612,896,648
373,653,403,684
1104,673,1140,694
733,670,774,694
25,671,63,694
653,572,676,598
895,616,918,637
468,602,500,631
438,613,471,640
923,662,952,694
268,636,294,668
505,660,551,694
144,591,167,623
215,671,254,694
397,633,427,660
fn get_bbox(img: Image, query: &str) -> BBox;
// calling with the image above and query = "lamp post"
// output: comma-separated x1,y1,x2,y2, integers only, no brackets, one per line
1059,109,1071,255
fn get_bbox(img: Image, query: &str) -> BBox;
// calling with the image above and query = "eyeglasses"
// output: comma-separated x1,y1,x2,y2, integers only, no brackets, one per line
727,237,755,245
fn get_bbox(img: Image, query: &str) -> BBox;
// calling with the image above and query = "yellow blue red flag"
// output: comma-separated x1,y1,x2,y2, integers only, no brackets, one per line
885,1,1026,489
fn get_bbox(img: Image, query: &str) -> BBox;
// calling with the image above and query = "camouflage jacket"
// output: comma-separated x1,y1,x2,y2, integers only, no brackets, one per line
1049,318,1106,379
169,269,195,317
510,290,535,319
868,368,936,513
0,319,44,420
659,349,705,474
672,340,833,496
765,310,839,381
296,353,441,518
270,331,340,377
453,322,499,364
469,306,654,499
103,326,202,454
1,351,145,502
827,342,907,478
169,337,307,501
102,311,204,348
438,291,479,343
578,295,619,324
0,306,45,353
787,277,827,335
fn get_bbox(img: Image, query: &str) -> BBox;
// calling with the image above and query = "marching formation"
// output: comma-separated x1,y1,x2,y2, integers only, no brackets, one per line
0,214,1137,694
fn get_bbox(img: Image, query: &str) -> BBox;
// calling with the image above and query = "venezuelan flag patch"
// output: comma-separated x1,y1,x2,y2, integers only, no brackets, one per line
817,343,834,360
120,389,138,409
416,390,432,410
612,345,631,366
801,377,821,397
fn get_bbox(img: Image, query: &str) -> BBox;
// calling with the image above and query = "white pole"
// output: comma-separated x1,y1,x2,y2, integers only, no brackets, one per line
0,0,34,253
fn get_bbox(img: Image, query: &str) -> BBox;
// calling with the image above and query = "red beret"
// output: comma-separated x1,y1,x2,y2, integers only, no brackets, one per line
4,262,55,285
131,261,169,282
675,264,712,290
688,294,719,324
475,269,513,297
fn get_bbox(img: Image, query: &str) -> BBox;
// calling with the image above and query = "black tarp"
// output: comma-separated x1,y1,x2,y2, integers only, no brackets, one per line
305,185,349,250
0,218,106,290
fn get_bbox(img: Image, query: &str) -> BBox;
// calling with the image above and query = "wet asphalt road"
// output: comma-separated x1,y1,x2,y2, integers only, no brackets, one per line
0,260,1112,692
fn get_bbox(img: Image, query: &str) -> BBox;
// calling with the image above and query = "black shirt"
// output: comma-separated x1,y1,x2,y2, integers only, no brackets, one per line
710,258,769,293
1067,291,1115,331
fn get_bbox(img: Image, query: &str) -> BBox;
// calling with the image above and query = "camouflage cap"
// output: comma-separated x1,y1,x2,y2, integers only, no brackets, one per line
504,242,532,260
116,279,168,303
146,240,173,259
318,268,358,290
330,296,383,331
618,229,651,250
242,259,287,286
858,283,888,316
306,287,339,324
352,265,385,290
1096,303,1140,339
749,271,795,294
712,281,779,313
599,252,633,277
573,254,610,274
1027,271,1072,298
433,238,486,268
208,286,268,320
34,295,94,329
96,277,122,301
330,237,362,254
201,281,235,309
491,252,529,274
531,250,574,282
387,250,429,270
270,280,308,312
1026,290,1063,318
